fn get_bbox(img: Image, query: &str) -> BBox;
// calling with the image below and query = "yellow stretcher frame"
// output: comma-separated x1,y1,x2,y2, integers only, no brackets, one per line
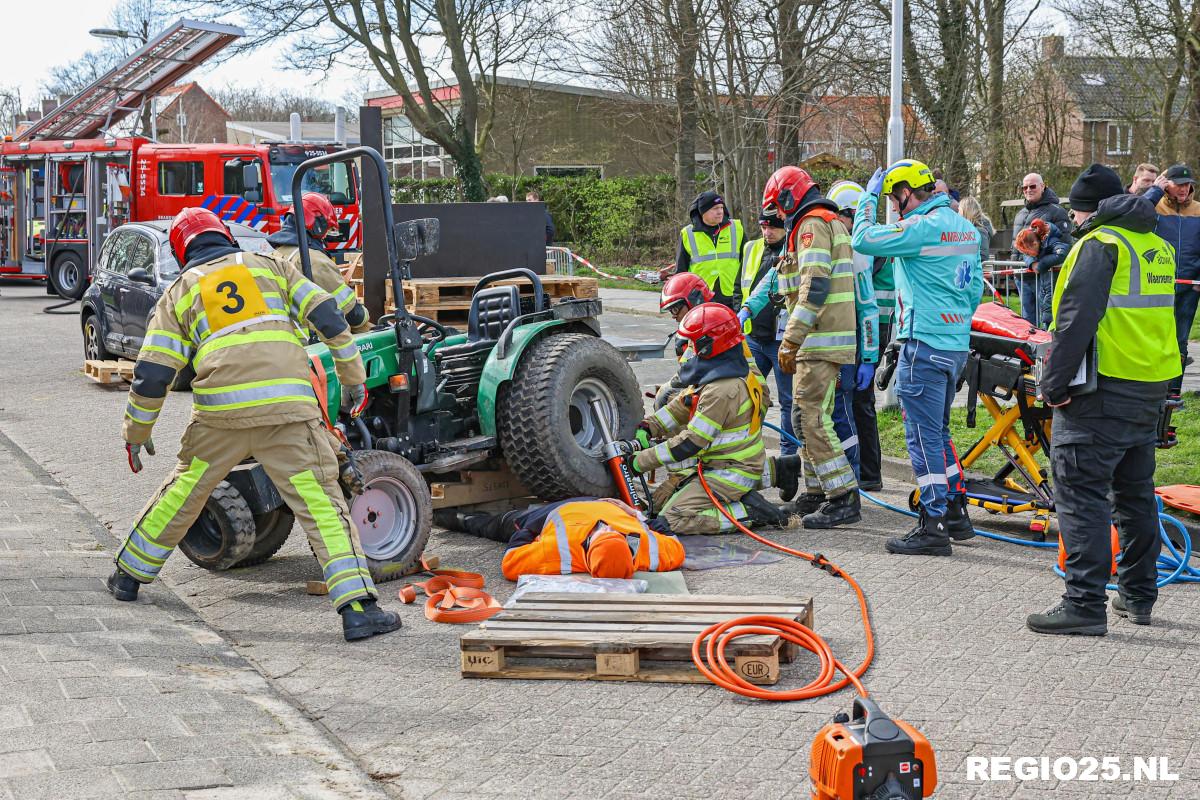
907,373,1055,537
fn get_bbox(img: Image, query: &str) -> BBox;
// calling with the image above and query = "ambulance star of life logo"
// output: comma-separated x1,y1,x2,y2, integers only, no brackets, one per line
955,259,972,289
800,232,814,248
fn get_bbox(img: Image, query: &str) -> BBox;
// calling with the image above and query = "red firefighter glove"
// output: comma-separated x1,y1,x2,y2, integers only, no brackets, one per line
778,341,799,374
126,438,155,474
341,383,368,417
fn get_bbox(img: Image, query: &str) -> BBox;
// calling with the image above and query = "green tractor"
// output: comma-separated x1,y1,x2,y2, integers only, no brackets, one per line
178,147,643,582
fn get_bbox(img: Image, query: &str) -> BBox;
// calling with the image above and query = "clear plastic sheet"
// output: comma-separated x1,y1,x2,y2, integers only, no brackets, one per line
681,535,785,570
505,574,649,605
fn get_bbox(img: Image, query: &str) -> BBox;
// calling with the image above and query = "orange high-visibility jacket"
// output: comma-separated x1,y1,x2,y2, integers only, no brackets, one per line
501,500,685,580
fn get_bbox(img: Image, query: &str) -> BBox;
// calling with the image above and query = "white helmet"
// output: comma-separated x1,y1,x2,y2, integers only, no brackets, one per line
828,180,865,212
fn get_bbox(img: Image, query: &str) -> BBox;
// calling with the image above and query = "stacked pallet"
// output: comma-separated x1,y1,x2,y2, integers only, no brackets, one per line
460,592,813,684
83,359,136,384
400,276,599,328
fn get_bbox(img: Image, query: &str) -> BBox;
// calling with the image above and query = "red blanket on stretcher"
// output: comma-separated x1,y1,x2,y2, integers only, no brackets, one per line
971,302,1051,345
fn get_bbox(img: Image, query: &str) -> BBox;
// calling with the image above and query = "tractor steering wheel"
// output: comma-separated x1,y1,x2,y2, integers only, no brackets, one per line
378,312,448,342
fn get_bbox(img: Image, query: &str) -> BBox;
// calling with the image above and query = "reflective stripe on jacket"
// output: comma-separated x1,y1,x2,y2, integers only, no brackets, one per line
274,245,370,334
681,220,744,297
781,212,857,364
1052,225,1179,382
852,193,983,352
635,375,765,495
500,500,684,580
123,251,366,444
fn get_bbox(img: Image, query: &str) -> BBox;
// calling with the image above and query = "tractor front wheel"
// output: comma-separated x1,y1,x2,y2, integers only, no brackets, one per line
498,333,641,500
349,451,432,583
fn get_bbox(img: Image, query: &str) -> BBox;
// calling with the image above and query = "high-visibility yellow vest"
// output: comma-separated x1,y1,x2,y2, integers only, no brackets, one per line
681,220,743,296
740,238,767,296
1051,225,1178,382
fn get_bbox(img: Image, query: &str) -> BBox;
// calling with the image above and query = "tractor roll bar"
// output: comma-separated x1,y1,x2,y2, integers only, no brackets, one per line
289,147,402,319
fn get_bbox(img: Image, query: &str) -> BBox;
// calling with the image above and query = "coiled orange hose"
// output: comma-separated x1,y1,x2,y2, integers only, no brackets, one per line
692,464,874,701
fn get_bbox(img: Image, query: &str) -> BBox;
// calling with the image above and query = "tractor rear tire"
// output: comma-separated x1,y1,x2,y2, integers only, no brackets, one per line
498,333,641,500
349,450,432,584
179,481,258,571
235,507,296,568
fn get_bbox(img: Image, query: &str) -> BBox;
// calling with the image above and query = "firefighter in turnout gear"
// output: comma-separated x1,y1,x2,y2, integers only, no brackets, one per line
107,207,401,643
624,303,789,534
268,192,370,335
762,166,862,530
656,272,770,412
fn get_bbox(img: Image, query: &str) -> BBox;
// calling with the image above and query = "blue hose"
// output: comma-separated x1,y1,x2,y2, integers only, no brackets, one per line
762,421,1197,586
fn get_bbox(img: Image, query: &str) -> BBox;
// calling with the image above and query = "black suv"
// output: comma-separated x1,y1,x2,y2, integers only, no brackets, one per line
81,220,270,363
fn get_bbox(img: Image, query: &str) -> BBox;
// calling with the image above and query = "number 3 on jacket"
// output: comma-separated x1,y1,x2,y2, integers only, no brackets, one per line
199,265,271,332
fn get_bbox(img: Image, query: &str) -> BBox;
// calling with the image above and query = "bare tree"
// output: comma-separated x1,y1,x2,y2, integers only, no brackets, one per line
211,86,338,122
186,0,560,201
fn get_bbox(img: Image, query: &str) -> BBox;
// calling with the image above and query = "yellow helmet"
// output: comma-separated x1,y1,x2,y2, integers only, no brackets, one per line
881,159,936,195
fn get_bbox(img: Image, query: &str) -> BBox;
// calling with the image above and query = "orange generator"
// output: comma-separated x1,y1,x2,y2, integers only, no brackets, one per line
810,697,936,800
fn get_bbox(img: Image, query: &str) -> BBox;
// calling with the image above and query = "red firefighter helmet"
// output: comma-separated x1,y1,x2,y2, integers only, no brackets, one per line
299,192,337,239
660,272,714,314
762,166,816,216
168,207,234,266
677,302,744,359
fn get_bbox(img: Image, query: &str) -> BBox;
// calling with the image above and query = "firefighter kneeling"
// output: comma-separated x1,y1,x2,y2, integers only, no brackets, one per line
106,207,401,643
624,303,790,534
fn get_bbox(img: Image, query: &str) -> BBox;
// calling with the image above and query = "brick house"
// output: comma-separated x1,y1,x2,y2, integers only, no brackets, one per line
1024,36,1183,172
366,77,677,180
781,95,928,165
153,83,230,144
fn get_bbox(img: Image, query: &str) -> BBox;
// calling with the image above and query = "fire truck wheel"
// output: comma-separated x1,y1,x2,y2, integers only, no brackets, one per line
179,482,258,571
50,252,87,301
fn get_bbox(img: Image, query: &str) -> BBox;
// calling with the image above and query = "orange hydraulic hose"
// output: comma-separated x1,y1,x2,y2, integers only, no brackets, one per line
692,463,874,701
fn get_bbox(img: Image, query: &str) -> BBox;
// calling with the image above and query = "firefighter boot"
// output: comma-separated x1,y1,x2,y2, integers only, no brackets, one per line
106,569,140,602
945,493,976,541
774,454,802,503
885,509,952,556
790,493,826,516
802,491,862,529
341,599,403,642
1026,601,1107,636
742,490,790,528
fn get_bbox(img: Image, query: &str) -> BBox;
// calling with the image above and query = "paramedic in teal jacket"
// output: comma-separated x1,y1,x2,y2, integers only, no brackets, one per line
852,159,984,557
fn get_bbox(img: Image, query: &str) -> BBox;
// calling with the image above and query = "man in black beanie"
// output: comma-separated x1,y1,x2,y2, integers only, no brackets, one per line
1026,164,1181,636
663,191,746,308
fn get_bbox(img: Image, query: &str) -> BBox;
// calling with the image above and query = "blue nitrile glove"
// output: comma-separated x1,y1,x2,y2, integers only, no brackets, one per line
736,307,752,326
865,167,886,196
855,363,876,391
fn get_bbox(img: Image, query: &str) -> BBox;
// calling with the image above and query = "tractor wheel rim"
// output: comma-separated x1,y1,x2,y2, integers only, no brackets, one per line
351,475,417,561
85,322,101,361
59,261,80,292
189,510,225,559
568,377,618,455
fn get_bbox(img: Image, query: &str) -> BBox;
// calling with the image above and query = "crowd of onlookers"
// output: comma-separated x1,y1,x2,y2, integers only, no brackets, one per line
998,162,1199,398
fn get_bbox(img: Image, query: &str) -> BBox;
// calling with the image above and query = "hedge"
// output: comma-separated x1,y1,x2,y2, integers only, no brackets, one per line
390,168,871,265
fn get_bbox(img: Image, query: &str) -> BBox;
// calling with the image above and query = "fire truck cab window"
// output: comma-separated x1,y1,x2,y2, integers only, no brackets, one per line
158,161,204,196
223,157,263,202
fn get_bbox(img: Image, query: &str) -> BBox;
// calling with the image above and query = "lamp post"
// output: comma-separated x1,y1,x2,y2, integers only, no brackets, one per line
882,0,905,408
89,25,154,138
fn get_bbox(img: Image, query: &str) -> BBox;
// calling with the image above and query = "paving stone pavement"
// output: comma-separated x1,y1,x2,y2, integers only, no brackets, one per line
1,283,1199,799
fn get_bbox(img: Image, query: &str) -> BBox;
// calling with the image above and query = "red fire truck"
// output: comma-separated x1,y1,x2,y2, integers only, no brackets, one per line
0,136,361,299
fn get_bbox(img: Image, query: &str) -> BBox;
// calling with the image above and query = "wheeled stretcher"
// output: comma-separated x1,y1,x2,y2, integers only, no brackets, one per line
906,303,1055,537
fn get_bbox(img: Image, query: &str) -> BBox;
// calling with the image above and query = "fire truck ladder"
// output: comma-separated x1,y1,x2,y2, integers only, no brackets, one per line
16,18,244,141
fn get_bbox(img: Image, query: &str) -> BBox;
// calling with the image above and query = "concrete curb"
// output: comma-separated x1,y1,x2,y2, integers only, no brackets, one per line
603,304,660,318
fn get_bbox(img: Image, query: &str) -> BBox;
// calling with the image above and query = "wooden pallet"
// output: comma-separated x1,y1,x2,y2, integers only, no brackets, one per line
84,359,135,384
460,593,813,684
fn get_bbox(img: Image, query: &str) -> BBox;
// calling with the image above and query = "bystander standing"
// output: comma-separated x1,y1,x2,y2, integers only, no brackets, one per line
1012,173,1071,327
